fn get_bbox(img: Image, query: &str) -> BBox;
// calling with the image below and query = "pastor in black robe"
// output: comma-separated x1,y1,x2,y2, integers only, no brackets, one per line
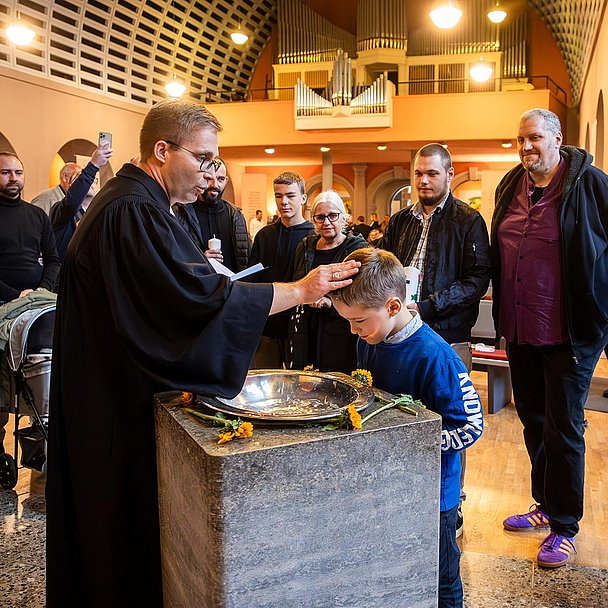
46,163,273,608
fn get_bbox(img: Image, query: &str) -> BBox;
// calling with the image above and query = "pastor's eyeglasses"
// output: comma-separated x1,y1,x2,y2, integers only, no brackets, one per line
312,212,341,224
165,140,223,173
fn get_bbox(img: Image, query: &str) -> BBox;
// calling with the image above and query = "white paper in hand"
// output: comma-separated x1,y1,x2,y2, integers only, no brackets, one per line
207,258,265,282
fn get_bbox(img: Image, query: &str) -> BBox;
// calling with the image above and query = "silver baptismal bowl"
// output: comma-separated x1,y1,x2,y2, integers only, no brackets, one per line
197,370,375,422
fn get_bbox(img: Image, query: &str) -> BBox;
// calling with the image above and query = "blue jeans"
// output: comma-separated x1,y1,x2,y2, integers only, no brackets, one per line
439,505,463,608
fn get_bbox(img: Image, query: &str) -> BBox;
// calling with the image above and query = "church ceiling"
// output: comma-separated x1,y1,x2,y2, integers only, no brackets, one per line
0,0,605,107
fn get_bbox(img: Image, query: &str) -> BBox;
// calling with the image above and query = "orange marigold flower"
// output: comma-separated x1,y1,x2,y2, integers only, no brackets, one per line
181,391,194,405
351,369,373,386
217,431,234,445
347,404,363,430
234,422,254,438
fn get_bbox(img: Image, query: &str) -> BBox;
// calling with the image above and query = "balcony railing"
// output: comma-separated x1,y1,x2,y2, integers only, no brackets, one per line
197,74,567,107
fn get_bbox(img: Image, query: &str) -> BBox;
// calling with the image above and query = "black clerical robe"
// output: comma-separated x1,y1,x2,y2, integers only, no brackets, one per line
46,163,273,608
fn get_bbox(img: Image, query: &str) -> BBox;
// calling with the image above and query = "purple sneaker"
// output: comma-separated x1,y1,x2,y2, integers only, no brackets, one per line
537,532,576,568
503,504,549,531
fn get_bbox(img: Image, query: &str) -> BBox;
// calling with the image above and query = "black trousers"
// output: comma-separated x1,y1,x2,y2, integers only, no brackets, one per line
506,342,602,537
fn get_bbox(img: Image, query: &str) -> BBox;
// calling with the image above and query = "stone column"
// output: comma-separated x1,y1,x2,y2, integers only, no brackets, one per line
352,163,368,220
321,150,333,191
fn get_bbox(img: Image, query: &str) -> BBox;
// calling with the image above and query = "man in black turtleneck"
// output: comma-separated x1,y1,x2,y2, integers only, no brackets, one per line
174,161,250,273
0,152,60,303
249,171,315,368
0,152,59,475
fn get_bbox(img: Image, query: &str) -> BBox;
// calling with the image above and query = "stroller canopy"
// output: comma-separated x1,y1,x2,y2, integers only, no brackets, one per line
6,305,56,372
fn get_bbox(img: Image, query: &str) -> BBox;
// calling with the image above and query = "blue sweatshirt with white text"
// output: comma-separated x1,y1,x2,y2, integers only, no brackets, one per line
358,323,484,511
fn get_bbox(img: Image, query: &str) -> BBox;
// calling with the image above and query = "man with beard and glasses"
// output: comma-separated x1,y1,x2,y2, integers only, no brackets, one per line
379,143,491,541
174,160,250,273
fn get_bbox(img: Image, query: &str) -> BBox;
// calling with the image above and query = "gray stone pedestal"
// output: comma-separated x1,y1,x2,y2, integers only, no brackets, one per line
155,391,442,608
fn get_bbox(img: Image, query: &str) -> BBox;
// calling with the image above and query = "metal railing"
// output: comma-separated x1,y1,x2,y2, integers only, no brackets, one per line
196,74,567,107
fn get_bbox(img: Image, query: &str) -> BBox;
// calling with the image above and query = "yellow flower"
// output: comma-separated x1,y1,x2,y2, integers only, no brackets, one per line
234,422,254,438
347,404,363,430
217,431,234,445
181,391,194,405
351,369,373,386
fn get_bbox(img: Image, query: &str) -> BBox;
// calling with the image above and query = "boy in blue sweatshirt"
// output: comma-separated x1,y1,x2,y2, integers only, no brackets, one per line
331,247,484,608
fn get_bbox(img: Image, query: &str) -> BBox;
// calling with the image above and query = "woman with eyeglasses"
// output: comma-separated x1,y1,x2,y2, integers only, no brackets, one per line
288,190,367,373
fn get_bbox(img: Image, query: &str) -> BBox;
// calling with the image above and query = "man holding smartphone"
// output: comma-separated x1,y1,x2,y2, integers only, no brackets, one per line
50,138,113,261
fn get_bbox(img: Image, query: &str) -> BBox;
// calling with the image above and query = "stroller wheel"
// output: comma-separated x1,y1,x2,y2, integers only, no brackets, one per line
0,452,18,490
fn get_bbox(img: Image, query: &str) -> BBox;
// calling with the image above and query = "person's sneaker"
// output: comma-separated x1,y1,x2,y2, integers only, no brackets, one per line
537,532,576,568
455,508,464,538
503,504,549,531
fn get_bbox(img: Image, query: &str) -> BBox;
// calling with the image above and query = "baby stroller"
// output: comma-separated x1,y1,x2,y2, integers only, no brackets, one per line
0,305,55,490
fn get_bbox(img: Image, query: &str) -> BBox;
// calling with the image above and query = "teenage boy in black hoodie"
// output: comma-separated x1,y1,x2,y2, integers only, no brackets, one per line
249,171,314,368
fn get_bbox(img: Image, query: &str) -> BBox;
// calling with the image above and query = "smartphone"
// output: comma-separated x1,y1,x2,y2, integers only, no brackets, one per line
98,131,112,148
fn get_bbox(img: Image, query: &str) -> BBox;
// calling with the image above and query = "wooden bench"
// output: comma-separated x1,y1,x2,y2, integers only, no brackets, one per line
472,348,512,414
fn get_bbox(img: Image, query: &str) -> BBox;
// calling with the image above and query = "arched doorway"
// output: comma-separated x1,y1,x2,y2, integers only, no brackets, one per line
366,168,409,217
305,174,354,217
596,91,604,170
0,132,17,155
53,139,114,188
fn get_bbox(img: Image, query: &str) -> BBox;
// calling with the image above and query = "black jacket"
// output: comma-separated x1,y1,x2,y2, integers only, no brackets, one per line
289,233,368,372
50,161,99,262
249,218,315,339
380,193,492,343
174,199,251,272
491,146,608,359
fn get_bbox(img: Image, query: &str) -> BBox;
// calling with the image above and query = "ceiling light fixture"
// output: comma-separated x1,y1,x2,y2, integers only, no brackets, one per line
429,1,463,29
487,1,507,24
264,147,275,154
320,146,331,153
377,144,388,151
231,23,249,45
165,75,187,98
501,141,513,148
6,11,35,45
469,59,493,83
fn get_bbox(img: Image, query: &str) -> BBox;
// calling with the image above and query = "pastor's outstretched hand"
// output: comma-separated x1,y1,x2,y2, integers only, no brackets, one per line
298,259,360,304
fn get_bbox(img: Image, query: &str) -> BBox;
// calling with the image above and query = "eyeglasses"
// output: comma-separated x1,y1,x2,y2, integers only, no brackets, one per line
312,212,342,224
165,140,223,173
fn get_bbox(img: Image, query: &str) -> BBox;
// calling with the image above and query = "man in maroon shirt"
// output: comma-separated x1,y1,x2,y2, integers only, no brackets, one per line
491,109,608,569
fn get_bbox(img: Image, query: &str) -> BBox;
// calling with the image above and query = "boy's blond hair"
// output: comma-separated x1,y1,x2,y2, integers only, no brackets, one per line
330,247,407,308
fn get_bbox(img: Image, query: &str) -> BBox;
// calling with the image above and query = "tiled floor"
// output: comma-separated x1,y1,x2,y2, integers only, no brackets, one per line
0,476,45,608
2,361,608,607
2,480,607,608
